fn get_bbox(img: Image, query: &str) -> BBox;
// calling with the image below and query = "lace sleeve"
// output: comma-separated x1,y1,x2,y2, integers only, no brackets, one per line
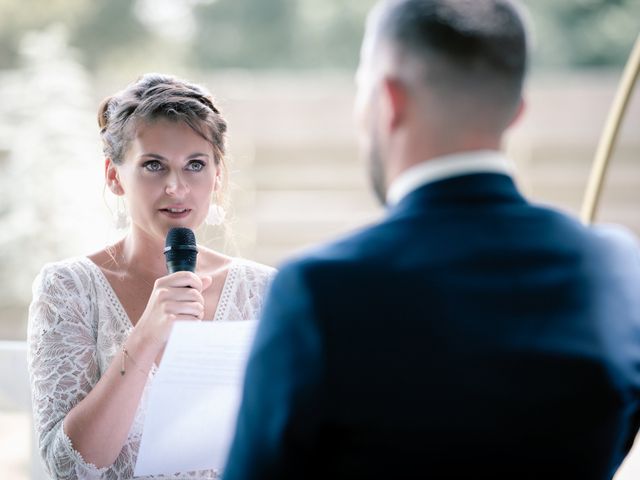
239,261,277,321
27,262,108,480
221,260,277,323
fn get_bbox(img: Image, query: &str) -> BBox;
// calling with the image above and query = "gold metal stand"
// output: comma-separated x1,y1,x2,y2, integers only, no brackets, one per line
580,34,640,225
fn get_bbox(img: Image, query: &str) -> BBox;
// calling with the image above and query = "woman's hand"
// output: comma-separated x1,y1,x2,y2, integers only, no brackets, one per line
134,271,213,350
60,271,212,470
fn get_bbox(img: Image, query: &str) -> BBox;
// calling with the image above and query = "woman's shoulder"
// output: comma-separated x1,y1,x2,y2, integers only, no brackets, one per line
33,256,98,293
197,246,277,279
37,256,97,276
228,258,277,302
231,256,277,278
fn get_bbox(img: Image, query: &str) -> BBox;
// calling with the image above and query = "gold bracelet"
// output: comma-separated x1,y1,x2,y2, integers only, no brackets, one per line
120,346,148,377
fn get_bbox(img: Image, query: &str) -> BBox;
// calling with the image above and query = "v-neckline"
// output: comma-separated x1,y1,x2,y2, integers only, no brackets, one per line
81,256,238,331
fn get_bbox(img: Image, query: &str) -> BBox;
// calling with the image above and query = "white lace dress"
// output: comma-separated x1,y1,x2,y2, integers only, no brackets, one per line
27,256,276,480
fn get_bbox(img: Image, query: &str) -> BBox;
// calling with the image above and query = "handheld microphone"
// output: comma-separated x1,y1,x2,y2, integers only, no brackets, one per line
164,227,198,273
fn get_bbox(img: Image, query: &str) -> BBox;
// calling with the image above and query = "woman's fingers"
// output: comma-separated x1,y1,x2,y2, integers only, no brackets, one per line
162,286,204,303
156,271,204,290
166,301,205,319
143,272,212,330
200,275,213,292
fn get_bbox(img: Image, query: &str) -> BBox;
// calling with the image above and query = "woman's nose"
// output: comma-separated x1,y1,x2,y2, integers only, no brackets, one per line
165,173,189,197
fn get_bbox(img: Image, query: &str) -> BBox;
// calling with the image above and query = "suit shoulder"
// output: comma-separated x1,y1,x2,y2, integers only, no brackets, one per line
541,205,640,253
589,223,640,248
527,203,633,246
588,223,640,268
530,205,640,271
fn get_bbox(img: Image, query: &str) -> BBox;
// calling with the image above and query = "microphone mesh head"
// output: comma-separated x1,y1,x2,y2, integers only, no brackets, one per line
165,227,196,249
164,227,197,270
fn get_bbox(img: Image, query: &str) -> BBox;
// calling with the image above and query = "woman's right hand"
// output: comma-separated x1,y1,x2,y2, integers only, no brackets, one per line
134,271,213,352
56,270,212,471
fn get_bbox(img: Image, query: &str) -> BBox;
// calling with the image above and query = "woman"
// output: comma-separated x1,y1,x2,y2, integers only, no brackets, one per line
27,73,275,479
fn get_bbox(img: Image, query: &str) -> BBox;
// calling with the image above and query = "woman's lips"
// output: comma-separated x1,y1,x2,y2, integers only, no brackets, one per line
159,207,191,219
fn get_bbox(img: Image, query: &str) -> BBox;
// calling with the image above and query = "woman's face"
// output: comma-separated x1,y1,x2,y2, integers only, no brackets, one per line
108,118,219,241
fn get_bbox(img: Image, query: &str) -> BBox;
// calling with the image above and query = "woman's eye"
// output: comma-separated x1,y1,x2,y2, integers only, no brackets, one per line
143,160,164,172
187,161,205,172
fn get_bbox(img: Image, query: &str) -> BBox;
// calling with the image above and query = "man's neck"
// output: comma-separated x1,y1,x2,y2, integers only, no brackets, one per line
385,149,512,206
387,133,502,188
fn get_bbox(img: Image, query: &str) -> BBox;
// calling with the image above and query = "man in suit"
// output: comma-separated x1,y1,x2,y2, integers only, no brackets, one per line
223,1,640,479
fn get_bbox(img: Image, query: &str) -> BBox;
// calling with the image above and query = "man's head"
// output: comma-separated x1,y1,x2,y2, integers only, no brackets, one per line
355,0,530,203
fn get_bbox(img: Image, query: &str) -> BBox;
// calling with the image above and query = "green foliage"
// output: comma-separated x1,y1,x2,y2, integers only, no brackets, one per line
0,0,91,67
0,0,637,72
290,1,372,69
191,0,298,69
523,0,640,69
69,0,150,70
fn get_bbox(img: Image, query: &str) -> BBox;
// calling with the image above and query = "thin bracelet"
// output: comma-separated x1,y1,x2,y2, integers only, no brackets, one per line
120,346,149,377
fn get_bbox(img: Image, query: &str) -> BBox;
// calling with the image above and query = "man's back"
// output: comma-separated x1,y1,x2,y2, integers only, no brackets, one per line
307,174,640,478
224,173,640,479
223,1,640,478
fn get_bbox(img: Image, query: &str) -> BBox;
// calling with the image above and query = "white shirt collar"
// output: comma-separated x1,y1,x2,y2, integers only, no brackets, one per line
386,150,514,206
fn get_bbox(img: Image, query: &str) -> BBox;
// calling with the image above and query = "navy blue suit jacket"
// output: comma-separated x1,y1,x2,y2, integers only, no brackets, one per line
223,173,640,480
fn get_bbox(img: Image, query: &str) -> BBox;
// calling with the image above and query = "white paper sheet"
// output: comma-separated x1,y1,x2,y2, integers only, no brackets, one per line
134,320,258,477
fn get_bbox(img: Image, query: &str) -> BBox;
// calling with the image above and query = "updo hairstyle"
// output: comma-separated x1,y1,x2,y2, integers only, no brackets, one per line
97,73,227,169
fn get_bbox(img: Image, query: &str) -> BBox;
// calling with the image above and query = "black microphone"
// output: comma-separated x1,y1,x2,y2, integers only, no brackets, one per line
164,227,198,273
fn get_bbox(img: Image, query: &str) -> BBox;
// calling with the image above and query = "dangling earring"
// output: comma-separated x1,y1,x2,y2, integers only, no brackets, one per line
206,178,226,226
114,197,130,229
205,203,226,226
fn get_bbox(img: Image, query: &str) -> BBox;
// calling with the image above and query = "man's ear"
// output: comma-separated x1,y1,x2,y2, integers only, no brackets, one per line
105,158,124,195
381,76,408,132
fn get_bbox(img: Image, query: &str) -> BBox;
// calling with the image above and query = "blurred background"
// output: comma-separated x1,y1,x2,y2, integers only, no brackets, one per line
0,0,639,478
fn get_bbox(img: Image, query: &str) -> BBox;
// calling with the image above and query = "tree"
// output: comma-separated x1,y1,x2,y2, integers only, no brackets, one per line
523,0,640,69
191,0,298,69
0,0,638,73
0,0,91,67
69,0,150,70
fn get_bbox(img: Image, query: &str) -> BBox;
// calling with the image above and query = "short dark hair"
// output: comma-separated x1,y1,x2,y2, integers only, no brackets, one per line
377,0,528,110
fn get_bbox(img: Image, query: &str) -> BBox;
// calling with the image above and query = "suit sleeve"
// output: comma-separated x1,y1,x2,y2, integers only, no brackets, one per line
223,262,325,480
593,225,640,451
